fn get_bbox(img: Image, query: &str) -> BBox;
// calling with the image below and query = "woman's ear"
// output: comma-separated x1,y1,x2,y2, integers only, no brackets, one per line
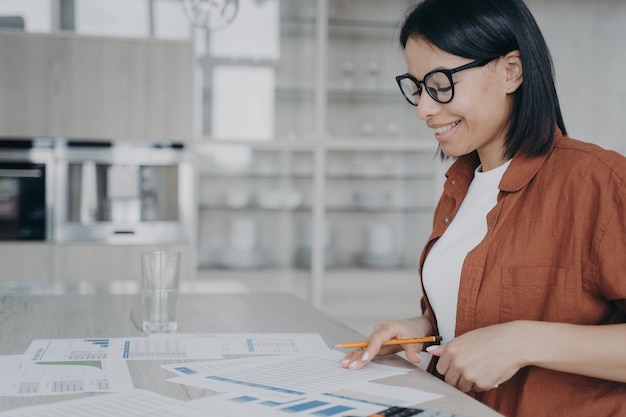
504,50,523,94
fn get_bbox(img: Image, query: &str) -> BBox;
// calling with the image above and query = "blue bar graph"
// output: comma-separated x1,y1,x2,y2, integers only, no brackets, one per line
84,339,110,348
231,396,258,403
323,392,390,408
313,405,355,416
260,401,283,407
205,376,306,395
173,367,197,375
281,401,329,413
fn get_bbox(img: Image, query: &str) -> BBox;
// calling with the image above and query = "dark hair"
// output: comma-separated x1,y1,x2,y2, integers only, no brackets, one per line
400,0,566,158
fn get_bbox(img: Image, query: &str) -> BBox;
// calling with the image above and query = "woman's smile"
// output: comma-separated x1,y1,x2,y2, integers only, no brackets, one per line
433,120,461,140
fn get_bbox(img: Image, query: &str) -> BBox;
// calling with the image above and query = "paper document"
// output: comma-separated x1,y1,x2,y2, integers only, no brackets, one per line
217,333,330,354
162,355,289,376
330,381,443,408
168,351,411,395
185,382,443,417
153,333,330,355
0,389,214,417
189,391,389,417
22,337,221,361
0,355,133,396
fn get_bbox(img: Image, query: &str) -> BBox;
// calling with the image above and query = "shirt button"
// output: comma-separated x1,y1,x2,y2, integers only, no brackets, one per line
444,217,451,225
451,180,456,185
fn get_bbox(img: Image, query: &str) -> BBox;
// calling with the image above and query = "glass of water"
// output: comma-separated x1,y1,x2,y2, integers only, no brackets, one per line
141,251,180,333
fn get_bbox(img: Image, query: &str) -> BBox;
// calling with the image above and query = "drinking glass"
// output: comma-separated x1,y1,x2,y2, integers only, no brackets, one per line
141,251,180,333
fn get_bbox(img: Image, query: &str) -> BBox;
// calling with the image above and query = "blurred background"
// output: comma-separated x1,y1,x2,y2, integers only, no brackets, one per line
0,0,624,335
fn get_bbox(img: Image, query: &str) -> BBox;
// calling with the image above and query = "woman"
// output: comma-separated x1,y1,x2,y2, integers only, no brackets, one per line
340,0,626,416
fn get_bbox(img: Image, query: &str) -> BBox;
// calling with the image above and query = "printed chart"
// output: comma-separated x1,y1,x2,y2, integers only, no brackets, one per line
192,392,388,417
23,337,221,362
158,333,331,355
0,355,133,396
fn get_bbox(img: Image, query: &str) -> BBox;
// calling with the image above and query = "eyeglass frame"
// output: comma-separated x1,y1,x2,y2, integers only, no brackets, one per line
395,58,495,106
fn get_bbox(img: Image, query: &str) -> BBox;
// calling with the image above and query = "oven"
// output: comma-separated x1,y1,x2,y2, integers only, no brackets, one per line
0,140,53,241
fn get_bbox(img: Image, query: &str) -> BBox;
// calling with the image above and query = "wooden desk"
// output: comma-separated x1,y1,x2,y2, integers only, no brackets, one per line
0,293,503,416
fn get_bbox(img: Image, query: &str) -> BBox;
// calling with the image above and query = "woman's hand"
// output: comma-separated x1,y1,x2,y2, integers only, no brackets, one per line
340,316,432,370
426,321,528,392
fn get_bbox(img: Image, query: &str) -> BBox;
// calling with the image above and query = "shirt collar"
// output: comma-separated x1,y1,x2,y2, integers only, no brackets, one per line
445,128,564,193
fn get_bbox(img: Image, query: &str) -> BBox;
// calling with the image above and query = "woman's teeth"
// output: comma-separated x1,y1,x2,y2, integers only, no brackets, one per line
434,121,460,135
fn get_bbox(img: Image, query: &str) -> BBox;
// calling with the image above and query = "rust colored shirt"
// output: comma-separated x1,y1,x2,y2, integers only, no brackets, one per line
419,130,626,417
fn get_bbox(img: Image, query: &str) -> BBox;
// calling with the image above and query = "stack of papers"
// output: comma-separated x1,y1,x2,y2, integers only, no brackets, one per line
0,335,222,396
0,333,443,417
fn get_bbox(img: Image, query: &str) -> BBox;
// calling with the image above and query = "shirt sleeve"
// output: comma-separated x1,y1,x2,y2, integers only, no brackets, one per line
595,182,626,315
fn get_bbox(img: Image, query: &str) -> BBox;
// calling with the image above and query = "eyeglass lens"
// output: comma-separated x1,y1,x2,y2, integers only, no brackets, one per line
399,71,454,105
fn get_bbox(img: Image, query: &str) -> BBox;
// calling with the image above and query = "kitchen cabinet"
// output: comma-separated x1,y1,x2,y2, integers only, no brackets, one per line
0,243,52,282
0,31,193,141
0,30,195,286
194,0,444,309
0,242,191,284
50,243,192,283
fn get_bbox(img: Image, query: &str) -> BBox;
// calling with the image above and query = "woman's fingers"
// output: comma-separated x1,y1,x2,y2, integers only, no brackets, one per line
339,318,432,370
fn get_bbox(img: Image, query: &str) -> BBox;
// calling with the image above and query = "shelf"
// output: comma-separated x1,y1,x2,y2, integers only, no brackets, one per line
280,16,398,30
193,138,437,151
329,173,433,180
198,171,312,179
198,204,309,212
203,85,400,101
198,171,433,181
328,205,433,213
194,0,440,309
198,204,432,213
275,86,399,100
327,88,400,100
280,16,315,26
328,17,398,30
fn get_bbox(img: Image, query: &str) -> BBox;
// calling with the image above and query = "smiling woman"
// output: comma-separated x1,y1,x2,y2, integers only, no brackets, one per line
340,1,626,416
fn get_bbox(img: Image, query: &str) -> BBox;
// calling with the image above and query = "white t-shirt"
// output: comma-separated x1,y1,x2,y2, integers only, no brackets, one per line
422,160,511,343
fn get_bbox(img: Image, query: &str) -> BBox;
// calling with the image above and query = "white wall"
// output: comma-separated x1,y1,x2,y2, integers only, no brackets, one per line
527,0,626,155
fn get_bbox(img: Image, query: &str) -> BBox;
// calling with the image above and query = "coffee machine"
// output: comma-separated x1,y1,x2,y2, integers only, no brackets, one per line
54,140,192,244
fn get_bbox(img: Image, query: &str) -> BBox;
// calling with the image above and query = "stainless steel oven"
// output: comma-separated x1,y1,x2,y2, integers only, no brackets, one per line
0,139,53,241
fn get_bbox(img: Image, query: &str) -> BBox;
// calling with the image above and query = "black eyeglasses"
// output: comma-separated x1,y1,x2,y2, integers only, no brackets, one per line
395,58,494,106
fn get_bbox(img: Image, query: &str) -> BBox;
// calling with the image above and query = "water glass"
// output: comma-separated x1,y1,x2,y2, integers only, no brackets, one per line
141,251,180,333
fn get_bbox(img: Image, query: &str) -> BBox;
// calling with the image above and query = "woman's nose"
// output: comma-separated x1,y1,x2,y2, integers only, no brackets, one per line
415,92,441,121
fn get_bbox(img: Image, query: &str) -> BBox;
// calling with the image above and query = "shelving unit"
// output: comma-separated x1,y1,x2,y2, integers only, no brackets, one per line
194,0,444,311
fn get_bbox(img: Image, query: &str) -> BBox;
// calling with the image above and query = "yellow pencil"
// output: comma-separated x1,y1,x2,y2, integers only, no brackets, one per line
333,336,442,349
